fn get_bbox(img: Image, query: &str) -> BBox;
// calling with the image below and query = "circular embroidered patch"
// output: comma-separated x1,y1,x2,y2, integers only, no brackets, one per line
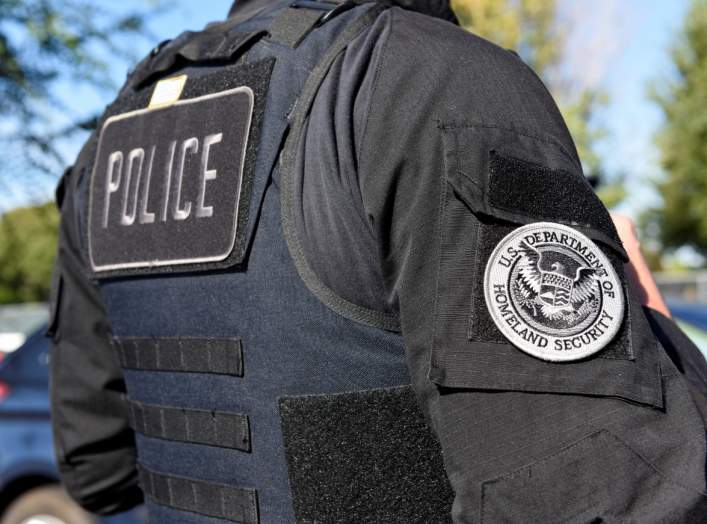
484,222,625,362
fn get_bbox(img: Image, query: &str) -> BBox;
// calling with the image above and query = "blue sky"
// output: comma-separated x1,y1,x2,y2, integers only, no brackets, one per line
5,0,691,220
593,0,689,216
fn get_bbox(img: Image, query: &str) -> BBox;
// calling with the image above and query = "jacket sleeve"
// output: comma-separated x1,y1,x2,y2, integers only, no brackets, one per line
48,153,143,514
358,8,707,522
643,307,707,422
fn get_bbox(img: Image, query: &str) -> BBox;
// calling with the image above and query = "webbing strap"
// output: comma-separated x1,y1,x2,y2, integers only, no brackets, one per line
127,399,251,451
139,465,259,524
115,337,243,376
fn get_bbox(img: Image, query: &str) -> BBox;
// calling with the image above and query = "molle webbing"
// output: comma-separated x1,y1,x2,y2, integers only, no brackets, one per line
127,399,251,451
115,337,243,376
138,465,259,524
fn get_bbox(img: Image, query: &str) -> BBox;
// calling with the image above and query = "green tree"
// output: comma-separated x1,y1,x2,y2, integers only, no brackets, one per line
0,0,162,203
451,0,624,207
0,203,59,304
646,0,707,262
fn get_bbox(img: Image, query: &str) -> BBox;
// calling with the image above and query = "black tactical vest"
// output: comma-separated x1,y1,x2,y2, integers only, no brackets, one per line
78,1,453,522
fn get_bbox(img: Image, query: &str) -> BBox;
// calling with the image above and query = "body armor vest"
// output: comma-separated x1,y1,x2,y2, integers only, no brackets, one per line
77,1,452,522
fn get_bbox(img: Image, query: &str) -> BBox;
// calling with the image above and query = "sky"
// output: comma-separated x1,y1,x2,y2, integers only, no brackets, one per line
3,0,692,221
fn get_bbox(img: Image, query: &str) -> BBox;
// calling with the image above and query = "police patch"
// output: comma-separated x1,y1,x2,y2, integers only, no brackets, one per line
484,222,624,362
88,86,253,274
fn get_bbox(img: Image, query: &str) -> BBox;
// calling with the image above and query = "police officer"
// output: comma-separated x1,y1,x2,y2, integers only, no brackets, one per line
48,0,707,522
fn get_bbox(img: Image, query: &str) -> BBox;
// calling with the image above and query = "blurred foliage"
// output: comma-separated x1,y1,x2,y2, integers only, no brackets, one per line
0,203,59,304
451,0,624,207
0,0,164,304
643,0,707,265
0,0,162,199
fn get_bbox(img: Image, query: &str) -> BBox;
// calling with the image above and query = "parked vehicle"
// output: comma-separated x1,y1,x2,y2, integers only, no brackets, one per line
667,299,707,361
0,326,144,524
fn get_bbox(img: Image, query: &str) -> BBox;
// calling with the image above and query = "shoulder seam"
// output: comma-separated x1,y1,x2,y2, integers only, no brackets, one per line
356,8,394,172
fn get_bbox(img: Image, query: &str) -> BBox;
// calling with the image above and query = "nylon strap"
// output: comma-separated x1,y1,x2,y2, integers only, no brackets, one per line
127,399,251,451
138,465,259,524
115,337,244,376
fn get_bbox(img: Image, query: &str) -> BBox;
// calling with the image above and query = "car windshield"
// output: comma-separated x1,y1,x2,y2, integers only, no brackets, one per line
0,325,50,386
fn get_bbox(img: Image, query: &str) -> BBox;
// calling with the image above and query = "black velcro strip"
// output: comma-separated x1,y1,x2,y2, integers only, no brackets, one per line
115,337,243,376
138,465,259,523
127,400,251,452
279,385,453,523
487,150,620,246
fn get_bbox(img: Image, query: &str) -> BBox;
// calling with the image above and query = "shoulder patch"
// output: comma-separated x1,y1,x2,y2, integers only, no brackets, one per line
484,222,624,362
88,86,253,275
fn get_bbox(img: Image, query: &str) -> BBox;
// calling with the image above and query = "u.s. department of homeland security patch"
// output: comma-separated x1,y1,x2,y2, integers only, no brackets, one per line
484,222,624,362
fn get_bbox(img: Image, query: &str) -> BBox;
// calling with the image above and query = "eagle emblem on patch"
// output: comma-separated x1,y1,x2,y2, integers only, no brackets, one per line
484,222,624,362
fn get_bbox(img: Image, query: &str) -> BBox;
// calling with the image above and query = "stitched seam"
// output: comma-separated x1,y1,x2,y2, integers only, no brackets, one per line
439,120,577,169
429,127,453,379
355,9,393,173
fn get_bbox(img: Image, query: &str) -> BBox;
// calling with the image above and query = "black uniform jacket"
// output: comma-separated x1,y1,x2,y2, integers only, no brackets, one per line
49,0,707,519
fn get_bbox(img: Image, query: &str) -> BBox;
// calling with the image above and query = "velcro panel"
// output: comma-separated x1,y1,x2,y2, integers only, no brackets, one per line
487,151,619,243
115,337,243,376
278,385,453,523
139,465,259,524
127,399,251,451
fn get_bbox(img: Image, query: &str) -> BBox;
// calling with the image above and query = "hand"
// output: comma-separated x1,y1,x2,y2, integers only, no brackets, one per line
611,213,671,318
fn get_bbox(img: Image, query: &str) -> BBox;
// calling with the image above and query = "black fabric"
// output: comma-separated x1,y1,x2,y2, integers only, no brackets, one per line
340,8,706,520
138,466,259,523
480,429,707,523
278,385,453,523
127,400,251,451
644,307,707,425
267,6,326,47
49,158,143,514
392,0,458,24
115,337,244,376
129,28,267,89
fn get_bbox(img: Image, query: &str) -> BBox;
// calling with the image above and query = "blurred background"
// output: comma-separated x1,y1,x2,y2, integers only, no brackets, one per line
0,0,705,522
